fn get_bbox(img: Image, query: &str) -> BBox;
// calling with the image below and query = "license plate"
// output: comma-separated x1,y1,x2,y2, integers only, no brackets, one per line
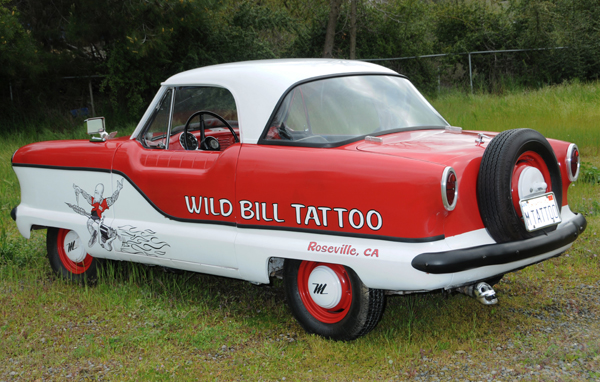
519,192,562,232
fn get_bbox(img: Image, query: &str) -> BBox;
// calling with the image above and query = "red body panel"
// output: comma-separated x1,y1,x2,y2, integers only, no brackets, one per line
547,138,572,206
12,138,127,169
12,129,574,241
355,129,491,237
112,140,240,224
355,130,489,164
235,144,448,239
351,130,573,236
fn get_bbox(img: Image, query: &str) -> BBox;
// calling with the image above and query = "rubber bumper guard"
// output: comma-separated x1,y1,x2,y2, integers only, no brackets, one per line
412,214,587,274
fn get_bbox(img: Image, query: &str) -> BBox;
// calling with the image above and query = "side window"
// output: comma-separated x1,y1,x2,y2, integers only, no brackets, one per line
141,89,173,149
169,87,238,150
171,87,238,131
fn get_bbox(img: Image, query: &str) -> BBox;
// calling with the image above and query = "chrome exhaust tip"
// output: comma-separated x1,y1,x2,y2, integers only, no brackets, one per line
456,282,498,305
473,282,498,305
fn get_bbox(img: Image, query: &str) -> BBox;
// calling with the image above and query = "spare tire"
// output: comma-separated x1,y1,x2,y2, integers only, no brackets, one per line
477,128,562,243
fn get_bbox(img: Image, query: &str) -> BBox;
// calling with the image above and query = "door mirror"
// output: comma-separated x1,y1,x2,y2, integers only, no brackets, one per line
85,117,105,135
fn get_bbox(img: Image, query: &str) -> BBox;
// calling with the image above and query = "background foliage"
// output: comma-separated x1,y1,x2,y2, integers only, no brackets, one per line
2,0,600,130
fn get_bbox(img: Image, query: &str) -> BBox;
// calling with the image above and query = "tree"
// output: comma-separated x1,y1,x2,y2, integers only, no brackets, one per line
350,0,357,59
323,0,343,58
0,1,42,81
5,0,292,117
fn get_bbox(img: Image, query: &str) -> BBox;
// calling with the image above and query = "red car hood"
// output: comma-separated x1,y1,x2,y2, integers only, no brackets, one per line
355,129,497,166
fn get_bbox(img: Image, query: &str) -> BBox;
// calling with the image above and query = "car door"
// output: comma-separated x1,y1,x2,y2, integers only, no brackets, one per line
111,86,241,270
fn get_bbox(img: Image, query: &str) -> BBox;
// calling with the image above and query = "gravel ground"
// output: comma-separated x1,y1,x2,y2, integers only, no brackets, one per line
392,281,600,382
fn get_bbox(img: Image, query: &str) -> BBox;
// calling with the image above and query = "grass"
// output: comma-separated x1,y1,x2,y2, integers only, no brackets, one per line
1,82,600,380
431,79,600,157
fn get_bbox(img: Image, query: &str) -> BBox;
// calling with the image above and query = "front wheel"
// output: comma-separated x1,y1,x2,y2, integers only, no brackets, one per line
284,260,385,340
47,228,98,283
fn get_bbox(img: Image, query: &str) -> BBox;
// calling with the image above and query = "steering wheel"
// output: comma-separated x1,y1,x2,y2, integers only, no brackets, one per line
182,111,239,150
277,122,294,141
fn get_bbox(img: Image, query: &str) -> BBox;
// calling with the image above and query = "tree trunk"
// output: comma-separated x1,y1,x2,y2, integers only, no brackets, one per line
323,0,343,58
350,0,357,59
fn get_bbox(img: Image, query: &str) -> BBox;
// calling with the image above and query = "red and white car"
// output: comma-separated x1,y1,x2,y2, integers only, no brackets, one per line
11,59,586,340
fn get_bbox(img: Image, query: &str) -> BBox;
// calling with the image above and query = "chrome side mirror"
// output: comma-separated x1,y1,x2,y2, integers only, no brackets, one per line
85,117,117,142
85,117,105,135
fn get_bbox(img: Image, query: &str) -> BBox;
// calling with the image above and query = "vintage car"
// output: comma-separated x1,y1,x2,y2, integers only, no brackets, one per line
11,59,586,340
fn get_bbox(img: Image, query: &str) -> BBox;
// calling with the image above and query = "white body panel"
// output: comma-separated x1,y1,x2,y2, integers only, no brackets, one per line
14,166,578,292
131,59,397,145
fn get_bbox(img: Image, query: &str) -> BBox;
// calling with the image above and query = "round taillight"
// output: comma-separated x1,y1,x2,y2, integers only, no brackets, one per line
566,143,580,182
441,167,458,211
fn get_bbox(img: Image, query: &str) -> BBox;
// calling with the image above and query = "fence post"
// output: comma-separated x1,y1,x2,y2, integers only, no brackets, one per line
88,79,96,117
468,52,473,94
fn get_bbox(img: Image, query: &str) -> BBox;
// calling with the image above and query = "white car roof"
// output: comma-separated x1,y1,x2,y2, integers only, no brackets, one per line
132,59,398,144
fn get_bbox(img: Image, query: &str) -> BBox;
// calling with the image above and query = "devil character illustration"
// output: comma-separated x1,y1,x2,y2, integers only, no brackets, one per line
68,180,123,251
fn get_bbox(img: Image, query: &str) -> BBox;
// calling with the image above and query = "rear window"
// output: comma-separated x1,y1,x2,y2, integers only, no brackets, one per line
263,75,447,146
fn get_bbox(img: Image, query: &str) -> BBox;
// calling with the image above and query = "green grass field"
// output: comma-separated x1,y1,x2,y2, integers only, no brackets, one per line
433,80,600,157
1,82,599,380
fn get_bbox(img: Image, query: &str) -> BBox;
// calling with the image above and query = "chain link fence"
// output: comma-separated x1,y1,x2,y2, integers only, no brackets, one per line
363,47,569,94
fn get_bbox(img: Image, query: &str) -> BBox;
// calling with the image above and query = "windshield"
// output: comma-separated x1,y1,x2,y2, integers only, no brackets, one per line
264,75,448,145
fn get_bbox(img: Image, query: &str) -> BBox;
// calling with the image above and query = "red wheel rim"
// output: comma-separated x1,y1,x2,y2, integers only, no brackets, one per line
57,229,93,274
297,261,352,324
511,151,552,216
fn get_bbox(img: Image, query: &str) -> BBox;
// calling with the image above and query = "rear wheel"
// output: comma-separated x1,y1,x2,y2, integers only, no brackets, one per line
47,228,98,283
284,260,385,340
